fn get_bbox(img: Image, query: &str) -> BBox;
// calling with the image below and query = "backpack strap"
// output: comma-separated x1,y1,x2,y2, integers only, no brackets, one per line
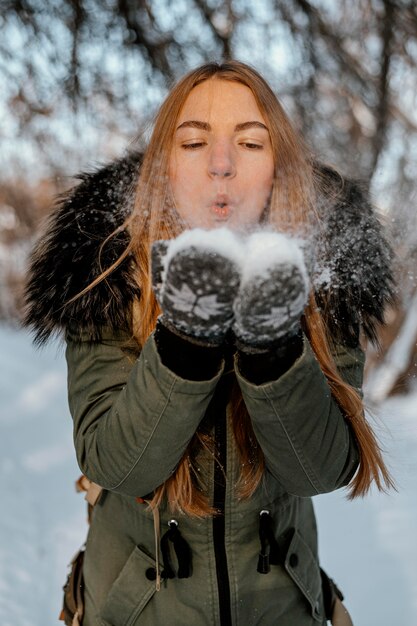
320,567,354,626
331,597,354,626
75,475,103,523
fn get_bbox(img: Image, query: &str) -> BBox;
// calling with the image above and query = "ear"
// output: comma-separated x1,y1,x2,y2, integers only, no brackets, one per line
151,240,170,299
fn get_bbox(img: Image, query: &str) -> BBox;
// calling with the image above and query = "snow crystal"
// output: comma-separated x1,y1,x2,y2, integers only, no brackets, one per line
162,227,309,289
240,231,308,287
163,227,246,269
312,264,332,290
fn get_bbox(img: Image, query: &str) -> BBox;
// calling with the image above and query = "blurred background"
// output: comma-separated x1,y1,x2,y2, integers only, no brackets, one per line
1,1,417,624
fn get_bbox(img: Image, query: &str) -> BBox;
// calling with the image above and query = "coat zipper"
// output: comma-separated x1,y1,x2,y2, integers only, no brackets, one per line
212,378,232,626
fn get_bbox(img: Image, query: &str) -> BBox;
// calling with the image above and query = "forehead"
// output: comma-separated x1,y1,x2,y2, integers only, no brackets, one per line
177,79,266,125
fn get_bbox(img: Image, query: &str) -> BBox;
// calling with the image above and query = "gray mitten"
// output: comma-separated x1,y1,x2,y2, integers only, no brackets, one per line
151,228,245,344
233,231,309,349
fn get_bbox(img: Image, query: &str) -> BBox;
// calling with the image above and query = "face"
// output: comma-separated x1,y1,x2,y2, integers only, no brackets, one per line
169,79,274,231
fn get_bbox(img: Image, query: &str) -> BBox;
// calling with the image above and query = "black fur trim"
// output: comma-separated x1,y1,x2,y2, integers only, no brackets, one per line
23,152,142,344
313,165,395,345
23,153,394,347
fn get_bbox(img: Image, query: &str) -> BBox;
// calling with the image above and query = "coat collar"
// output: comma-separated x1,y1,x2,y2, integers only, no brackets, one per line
23,153,394,346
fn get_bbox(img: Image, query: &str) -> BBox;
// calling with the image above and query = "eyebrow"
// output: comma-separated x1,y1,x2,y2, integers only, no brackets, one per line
176,120,268,132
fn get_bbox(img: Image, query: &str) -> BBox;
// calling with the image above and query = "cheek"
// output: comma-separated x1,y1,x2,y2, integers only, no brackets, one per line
245,165,273,201
245,154,273,182
169,165,202,220
169,155,199,202
169,160,186,206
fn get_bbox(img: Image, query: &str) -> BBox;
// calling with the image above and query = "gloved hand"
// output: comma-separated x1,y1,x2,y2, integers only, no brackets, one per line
151,228,244,344
233,231,309,350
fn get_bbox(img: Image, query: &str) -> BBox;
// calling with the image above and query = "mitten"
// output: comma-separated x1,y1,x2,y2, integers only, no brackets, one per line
233,231,309,349
151,228,245,344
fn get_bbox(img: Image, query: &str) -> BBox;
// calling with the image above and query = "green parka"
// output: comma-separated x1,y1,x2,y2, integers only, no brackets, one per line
65,325,363,626
23,154,393,625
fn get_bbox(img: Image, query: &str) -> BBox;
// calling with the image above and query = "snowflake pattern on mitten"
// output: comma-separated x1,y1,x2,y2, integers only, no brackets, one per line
164,248,239,329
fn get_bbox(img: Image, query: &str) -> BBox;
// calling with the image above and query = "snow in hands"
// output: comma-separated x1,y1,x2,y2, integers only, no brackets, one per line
233,232,309,347
151,228,309,346
151,229,244,343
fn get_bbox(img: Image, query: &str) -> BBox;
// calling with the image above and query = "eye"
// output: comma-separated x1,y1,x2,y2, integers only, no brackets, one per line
240,142,263,150
181,141,207,150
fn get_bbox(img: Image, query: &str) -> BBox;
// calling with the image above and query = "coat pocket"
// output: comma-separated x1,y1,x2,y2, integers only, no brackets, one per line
99,544,159,626
284,530,324,622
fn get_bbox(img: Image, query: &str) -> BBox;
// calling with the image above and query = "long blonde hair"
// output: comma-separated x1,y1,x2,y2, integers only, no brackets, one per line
94,61,393,516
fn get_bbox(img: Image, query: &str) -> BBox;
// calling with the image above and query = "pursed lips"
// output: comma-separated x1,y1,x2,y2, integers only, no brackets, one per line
211,194,233,219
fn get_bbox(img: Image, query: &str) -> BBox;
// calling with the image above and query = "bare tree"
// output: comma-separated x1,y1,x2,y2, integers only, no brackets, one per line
1,0,416,185
1,0,417,394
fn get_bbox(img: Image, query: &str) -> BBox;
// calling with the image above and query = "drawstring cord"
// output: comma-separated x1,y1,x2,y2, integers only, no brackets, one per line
161,521,176,579
144,500,162,591
140,500,192,589
257,511,353,625
161,519,192,579
257,510,281,574
140,498,351,625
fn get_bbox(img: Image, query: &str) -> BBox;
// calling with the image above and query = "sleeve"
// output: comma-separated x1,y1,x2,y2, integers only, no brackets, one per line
234,334,364,497
66,327,224,497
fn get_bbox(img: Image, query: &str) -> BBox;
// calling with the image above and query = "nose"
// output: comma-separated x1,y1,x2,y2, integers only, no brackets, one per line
208,140,236,179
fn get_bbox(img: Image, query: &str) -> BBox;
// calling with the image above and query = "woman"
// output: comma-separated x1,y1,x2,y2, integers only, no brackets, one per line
24,61,394,626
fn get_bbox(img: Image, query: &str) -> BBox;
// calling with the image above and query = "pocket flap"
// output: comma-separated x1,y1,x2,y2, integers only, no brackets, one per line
100,545,158,626
284,530,323,621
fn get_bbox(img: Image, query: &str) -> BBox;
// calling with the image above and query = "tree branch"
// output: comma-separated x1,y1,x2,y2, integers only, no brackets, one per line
192,0,234,59
368,0,396,177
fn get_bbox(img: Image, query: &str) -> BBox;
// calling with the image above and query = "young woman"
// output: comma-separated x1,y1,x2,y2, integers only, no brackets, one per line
24,61,394,626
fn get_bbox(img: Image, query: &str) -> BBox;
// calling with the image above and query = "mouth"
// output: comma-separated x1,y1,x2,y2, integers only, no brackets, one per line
211,196,233,220
212,203,231,219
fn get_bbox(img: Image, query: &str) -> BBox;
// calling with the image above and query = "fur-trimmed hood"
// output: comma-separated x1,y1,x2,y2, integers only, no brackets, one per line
23,152,394,346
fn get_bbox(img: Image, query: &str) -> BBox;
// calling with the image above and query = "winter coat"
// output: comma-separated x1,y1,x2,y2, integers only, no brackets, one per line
24,153,393,626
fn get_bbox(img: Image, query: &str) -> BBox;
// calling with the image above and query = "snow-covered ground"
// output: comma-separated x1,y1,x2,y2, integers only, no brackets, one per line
1,324,416,625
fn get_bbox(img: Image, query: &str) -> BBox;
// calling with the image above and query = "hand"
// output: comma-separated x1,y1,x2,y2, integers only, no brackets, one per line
233,232,309,349
151,228,244,344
